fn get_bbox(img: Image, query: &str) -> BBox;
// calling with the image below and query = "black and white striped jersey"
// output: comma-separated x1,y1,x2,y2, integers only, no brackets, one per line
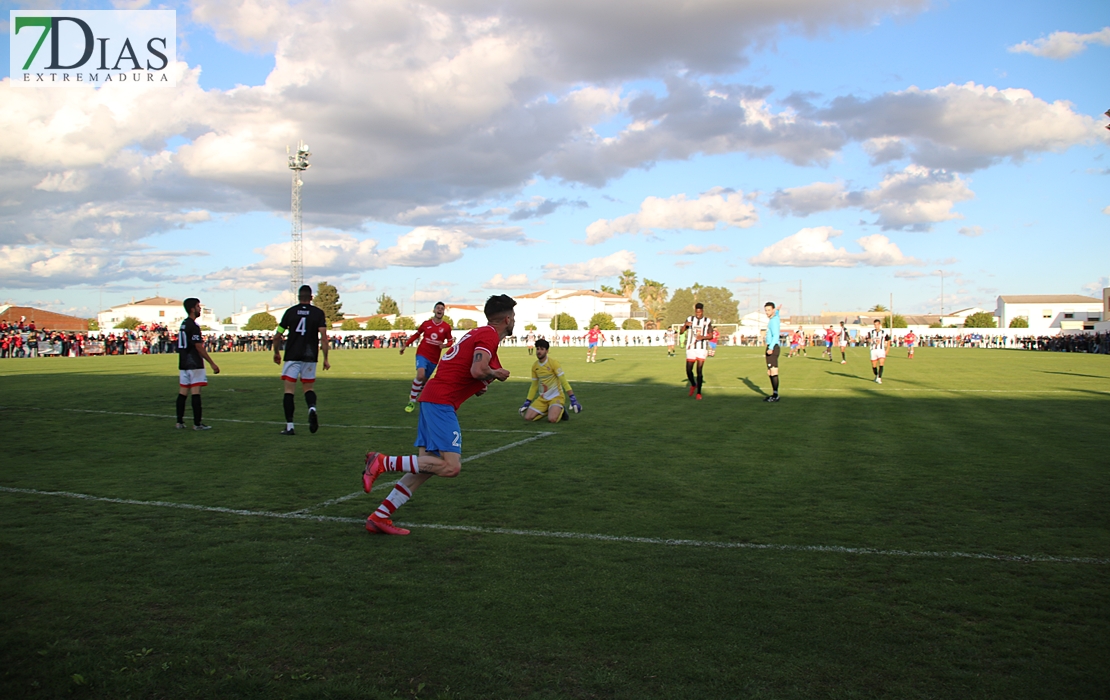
685,316,713,350
866,330,889,349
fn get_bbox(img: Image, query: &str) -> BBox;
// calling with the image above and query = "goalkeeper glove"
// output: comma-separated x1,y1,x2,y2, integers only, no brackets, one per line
568,394,582,413
518,399,532,417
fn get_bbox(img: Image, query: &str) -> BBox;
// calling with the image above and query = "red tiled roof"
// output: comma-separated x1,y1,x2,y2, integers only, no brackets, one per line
0,306,89,331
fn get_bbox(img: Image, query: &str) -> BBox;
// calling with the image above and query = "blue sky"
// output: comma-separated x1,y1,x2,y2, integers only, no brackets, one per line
2,0,1107,320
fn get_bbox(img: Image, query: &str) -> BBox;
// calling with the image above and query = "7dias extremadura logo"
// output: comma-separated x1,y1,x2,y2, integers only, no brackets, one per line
10,10,176,87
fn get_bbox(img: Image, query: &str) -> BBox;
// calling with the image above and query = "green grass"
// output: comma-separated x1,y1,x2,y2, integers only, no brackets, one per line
1,346,1108,699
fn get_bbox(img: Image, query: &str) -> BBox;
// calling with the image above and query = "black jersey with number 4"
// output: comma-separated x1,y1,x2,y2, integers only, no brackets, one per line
177,317,204,370
279,304,328,362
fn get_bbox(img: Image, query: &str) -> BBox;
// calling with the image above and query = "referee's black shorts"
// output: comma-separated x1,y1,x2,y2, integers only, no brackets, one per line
766,345,780,369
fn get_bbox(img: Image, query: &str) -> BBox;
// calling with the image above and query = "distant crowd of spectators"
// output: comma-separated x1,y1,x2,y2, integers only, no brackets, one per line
3,316,1109,357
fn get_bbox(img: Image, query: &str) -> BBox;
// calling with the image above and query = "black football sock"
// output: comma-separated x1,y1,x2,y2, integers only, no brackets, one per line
176,394,187,423
696,366,704,394
304,390,317,409
191,394,202,426
841,351,845,361
284,393,295,422
872,366,878,376
686,363,696,385
878,365,884,378
770,375,779,395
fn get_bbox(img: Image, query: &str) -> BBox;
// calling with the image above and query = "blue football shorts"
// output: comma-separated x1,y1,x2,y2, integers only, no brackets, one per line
415,402,461,454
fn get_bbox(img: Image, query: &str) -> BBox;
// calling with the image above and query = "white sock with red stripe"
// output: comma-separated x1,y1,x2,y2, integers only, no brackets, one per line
408,379,424,401
373,482,412,520
385,455,420,473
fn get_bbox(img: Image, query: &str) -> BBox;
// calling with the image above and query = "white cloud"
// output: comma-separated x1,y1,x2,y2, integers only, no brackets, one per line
1103,206,1110,215
819,82,1104,171
542,250,637,282
1008,28,1110,60
35,171,90,193
585,188,756,244
749,227,920,267
0,241,205,289
481,273,536,289
660,244,729,256
768,165,973,230
1081,277,1108,296
958,225,983,237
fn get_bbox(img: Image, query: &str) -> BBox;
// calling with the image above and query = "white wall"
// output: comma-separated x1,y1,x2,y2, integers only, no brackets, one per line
995,300,1101,330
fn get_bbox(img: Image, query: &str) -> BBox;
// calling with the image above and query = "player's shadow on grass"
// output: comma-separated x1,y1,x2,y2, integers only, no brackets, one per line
1036,370,1110,380
596,358,616,363
738,376,767,396
826,371,872,382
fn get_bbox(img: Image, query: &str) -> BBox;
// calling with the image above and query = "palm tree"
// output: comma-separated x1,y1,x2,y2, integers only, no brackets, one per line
869,304,888,312
619,270,638,298
639,279,667,328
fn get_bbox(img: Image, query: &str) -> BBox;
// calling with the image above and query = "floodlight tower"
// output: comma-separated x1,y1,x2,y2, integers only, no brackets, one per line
287,140,311,303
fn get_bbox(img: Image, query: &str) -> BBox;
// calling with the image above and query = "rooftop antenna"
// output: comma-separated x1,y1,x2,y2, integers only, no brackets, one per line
287,140,311,304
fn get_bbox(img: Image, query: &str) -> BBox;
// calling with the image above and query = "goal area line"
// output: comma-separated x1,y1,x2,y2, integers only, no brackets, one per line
1,486,1104,566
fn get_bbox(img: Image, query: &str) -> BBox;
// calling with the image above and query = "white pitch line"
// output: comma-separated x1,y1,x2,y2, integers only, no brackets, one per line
286,431,557,515
2,407,545,435
1,485,1105,565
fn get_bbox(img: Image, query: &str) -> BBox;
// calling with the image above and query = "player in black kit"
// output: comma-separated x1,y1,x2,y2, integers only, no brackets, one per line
272,285,331,435
176,298,221,430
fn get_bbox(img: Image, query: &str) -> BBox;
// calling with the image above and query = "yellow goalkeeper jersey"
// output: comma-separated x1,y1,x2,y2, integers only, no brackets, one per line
527,356,573,402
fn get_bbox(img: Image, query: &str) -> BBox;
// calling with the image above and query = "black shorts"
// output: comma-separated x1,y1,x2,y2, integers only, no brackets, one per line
766,345,780,369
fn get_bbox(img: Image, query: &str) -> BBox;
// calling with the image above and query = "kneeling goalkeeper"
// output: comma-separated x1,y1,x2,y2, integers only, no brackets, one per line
520,339,582,423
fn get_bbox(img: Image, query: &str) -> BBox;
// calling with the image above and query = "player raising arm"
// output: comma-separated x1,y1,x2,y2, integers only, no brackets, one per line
520,339,582,423
360,295,516,536
400,301,453,412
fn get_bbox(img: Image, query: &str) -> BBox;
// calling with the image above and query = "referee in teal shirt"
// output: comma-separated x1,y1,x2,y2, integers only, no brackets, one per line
763,302,781,402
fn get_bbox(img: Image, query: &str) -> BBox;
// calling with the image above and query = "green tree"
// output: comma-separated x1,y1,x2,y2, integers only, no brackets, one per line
588,312,618,330
638,279,667,328
87,318,99,331
621,318,642,330
243,312,277,331
340,318,362,330
393,316,416,330
458,318,478,330
365,316,392,331
550,312,578,331
114,316,141,330
928,321,944,328
313,282,344,324
600,285,618,294
963,311,997,328
664,285,740,327
869,304,888,312
441,315,455,328
1009,316,1029,328
221,316,232,324
524,323,538,331
882,314,908,328
376,294,400,316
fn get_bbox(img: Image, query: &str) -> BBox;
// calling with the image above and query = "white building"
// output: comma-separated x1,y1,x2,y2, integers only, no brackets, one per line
98,296,219,330
938,307,991,327
228,304,281,327
512,289,633,330
996,295,1102,331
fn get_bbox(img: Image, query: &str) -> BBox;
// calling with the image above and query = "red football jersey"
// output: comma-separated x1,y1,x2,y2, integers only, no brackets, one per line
407,318,453,362
418,325,503,410
586,328,603,343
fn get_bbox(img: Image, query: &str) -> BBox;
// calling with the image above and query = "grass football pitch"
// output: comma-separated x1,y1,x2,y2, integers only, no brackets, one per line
1,345,1107,699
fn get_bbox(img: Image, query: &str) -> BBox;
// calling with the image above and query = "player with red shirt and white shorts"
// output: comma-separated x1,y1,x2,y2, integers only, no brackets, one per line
400,301,453,412
905,330,917,359
361,295,516,536
583,325,605,362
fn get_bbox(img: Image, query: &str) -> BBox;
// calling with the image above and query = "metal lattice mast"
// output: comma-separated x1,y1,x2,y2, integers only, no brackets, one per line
287,141,311,303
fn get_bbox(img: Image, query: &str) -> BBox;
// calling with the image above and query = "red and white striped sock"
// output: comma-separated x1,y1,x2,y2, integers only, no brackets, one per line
408,379,424,401
385,455,420,473
373,483,412,520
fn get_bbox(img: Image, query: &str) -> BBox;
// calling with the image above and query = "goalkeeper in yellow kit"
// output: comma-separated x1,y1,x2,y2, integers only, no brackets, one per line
519,339,582,423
